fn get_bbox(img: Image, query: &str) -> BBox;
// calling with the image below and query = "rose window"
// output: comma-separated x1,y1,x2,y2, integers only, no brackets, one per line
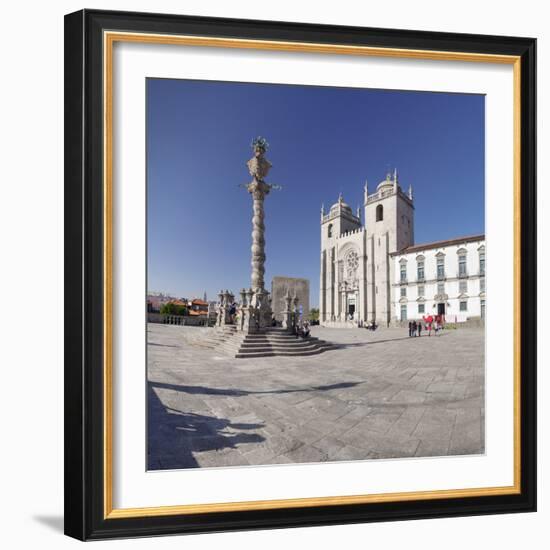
346,251,359,279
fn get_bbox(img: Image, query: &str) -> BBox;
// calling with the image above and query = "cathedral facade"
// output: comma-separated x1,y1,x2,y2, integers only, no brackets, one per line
319,171,485,327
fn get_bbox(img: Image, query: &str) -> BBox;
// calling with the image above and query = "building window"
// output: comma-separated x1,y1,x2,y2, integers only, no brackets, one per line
459,280,468,294
328,224,333,238
480,278,485,293
418,285,425,297
417,261,425,281
479,252,485,275
458,255,467,277
481,299,485,319
437,282,445,296
376,204,383,222
400,304,407,320
459,300,468,312
437,257,445,279
400,264,407,283
418,303,425,314
400,287,407,297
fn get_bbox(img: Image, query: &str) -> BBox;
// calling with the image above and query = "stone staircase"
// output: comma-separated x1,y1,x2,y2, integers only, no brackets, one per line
198,326,336,358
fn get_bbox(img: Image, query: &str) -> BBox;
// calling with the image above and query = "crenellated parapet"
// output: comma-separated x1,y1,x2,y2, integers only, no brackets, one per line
336,227,366,239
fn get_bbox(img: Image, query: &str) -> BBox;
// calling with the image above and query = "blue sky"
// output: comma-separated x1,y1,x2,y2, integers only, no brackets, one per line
147,79,484,307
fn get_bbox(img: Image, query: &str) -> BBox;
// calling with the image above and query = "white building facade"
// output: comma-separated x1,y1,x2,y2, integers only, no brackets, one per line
319,170,485,327
390,236,486,324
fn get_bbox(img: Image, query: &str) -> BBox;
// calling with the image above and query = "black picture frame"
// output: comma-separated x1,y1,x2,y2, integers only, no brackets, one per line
64,9,536,541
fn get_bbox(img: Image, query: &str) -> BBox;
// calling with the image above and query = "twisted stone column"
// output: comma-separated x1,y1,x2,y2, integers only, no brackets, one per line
249,182,270,289
242,137,274,331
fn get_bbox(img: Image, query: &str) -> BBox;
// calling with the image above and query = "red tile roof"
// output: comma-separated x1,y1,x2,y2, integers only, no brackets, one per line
169,299,187,306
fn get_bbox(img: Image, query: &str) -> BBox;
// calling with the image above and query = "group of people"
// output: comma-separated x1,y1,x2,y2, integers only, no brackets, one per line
295,320,311,338
408,314,444,337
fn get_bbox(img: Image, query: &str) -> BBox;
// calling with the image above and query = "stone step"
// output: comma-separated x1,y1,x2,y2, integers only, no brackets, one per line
189,327,335,358
242,334,319,341
236,341,334,352
239,340,326,349
235,345,336,359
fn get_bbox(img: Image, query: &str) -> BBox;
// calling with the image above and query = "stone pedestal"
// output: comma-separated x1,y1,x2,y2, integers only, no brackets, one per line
239,288,257,333
216,289,234,327
281,291,293,331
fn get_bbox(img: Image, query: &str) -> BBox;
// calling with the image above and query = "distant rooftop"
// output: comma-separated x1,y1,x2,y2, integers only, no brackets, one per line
391,234,485,256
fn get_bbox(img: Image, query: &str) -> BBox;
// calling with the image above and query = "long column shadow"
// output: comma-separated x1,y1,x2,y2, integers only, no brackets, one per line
333,333,449,349
149,380,361,398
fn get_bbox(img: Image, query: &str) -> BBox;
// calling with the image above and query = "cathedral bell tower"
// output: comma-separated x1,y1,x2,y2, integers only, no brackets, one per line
319,193,361,323
364,169,414,325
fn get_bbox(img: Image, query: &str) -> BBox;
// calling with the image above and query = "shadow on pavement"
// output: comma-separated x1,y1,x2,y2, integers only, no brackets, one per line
147,382,265,470
149,380,361,398
335,333,448,348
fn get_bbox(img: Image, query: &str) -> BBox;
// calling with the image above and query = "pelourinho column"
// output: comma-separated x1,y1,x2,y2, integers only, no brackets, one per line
246,137,271,289
242,136,275,331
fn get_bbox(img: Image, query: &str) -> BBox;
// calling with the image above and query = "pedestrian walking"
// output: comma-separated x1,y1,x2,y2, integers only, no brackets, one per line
229,302,237,324
408,321,413,337
412,320,417,336
418,322,422,337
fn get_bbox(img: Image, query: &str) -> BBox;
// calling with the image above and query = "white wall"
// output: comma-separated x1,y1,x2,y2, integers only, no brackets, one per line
393,240,485,321
0,1,547,549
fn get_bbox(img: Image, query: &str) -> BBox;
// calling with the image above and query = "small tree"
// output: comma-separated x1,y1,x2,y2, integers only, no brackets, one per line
309,308,319,322
160,303,187,316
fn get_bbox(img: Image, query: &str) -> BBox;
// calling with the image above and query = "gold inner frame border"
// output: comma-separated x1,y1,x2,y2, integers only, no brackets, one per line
102,30,522,519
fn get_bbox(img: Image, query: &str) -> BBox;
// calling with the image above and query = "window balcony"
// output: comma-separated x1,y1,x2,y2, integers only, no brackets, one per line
436,272,446,281
458,270,468,278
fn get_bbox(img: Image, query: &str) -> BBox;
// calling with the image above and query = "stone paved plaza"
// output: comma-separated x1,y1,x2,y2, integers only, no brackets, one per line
147,324,484,470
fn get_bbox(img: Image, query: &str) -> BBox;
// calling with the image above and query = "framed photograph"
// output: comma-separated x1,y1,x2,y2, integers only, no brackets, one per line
64,9,536,540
